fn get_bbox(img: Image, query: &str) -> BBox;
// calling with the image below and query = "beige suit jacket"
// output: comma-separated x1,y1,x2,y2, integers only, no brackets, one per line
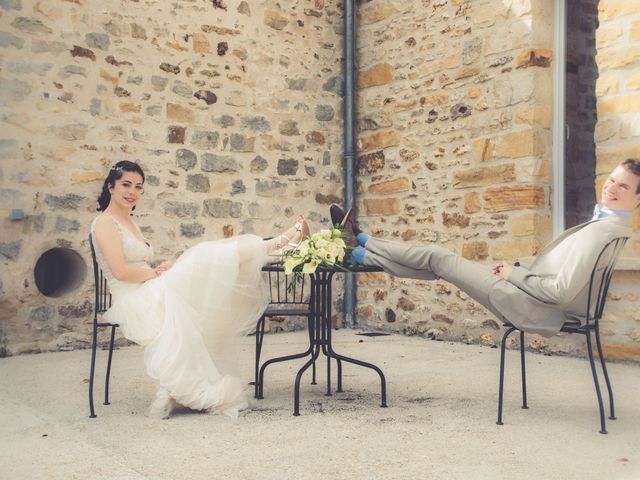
488,215,631,337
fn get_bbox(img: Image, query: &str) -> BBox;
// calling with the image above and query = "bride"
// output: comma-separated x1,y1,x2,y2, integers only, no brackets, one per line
90,160,309,419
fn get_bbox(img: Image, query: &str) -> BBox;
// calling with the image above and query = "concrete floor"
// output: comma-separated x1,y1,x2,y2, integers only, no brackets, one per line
1,330,639,480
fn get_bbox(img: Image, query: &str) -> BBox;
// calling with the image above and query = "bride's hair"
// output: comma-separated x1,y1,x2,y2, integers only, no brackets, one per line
96,160,146,212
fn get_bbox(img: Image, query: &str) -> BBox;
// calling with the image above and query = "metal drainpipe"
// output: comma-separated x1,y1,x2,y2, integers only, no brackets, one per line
343,0,356,328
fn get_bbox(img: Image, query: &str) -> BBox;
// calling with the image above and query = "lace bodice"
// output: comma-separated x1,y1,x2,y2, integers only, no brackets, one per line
90,215,154,298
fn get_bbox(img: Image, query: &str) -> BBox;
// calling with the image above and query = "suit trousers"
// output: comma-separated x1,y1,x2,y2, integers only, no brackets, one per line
363,237,505,319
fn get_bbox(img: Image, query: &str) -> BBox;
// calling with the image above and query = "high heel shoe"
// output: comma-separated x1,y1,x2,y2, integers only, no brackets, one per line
267,215,311,263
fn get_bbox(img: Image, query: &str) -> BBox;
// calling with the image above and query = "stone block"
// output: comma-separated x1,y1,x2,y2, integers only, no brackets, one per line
597,95,640,115
203,198,242,218
256,180,287,197
58,300,92,318
160,63,180,74
472,129,546,161
357,63,393,89
277,159,298,175
596,145,640,175
180,223,205,238
315,105,335,121
186,174,210,193
626,74,640,91
190,131,219,149
230,133,255,152
28,305,54,322
631,20,640,41
596,47,640,71
0,240,21,260
120,103,141,113
442,212,470,228
241,116,271,132
151,76,168,91
363,198,401,215
70,45,95,61
0,31,24,49
358,2,400,24
85,33,110,50
596,24,622,48
250,155,268,173
511,214,552,237
202,154,241,173
279,120,299,136
462,241,489,261
322,76,343,96
164,202,198,218
357,151,385,175
598,1,640,21
264,10,289,30
368,177,410,194
359,130,401,152
11,16,52,34
515,105,552,128
55,216,80,232
596,76,618,97
516,48,552,69
492,239,542,260
194,90,217,105
315,193,341,205
397,297,415,311
597,344,640,362
231,180,245,195
483,185,546,212
167,103,194,123
463,192,481,213
45,193,84,211
172,80,193,98
193,33,210,53
176,149,197,170
453,163,515,188
130,23,147,40
305,131,325,145
0,77,31,103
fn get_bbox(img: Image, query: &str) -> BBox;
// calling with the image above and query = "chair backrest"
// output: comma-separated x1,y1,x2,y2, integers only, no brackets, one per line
586,236,628,324
88,234,111,317
261,265,310,307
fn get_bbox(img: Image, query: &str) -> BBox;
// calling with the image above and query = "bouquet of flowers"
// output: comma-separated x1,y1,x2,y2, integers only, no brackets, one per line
283,226,353,275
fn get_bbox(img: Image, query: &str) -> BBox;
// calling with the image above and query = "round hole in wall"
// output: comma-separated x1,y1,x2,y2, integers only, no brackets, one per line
34,248,87,298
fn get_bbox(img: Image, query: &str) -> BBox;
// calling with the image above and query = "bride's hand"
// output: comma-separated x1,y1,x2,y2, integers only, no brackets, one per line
154,261,173,276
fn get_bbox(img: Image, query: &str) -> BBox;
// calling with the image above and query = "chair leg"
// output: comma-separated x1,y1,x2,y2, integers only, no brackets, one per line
497,326,517,426
325,356,332,396
594,323,615,420
520,331,528,409
586,328,608,434
254,316,266,399
104,325,116,406
307,315,317,385
88,324,98,418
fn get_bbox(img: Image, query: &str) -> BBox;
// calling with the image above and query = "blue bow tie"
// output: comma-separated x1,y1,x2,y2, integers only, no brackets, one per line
592,205,631,220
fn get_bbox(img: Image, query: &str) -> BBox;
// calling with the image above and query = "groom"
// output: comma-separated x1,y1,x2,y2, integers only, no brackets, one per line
332,159,640,337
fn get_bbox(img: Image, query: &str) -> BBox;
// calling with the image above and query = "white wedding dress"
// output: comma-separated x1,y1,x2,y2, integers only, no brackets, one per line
90,215,270,417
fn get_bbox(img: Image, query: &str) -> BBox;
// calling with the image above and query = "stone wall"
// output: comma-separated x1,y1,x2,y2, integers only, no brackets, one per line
593,0,640,360
354,0,640,360
0,0,344,354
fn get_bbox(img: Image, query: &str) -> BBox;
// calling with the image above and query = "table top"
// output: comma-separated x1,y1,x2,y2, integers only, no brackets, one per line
262,264,383,274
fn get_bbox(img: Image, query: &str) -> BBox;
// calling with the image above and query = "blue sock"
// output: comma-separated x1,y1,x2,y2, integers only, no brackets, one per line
356,232,370,247
351,247,366,265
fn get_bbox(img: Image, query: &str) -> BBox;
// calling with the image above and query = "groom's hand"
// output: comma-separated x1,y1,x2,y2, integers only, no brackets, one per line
492,261,515,279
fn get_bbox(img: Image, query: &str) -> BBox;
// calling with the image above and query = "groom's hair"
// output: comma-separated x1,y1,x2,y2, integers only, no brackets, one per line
621,158,640,194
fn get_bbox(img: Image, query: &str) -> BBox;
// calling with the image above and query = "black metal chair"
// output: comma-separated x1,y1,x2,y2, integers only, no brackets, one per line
254,266,315,399
496,236,629,434
88,234,118,418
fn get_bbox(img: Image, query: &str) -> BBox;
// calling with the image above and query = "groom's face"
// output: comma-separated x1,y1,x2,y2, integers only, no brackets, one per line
601,165,640,211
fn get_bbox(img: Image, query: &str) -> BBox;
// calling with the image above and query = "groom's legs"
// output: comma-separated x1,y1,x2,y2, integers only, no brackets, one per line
364,237,504,318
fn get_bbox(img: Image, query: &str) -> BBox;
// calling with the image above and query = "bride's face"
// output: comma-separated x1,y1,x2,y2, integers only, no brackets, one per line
108,171,144,210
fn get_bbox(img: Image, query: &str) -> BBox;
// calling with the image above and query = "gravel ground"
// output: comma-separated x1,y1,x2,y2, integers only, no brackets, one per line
1,330,639,480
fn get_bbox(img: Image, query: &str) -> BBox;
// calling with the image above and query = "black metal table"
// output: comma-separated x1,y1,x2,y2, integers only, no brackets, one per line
257,265,387,416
